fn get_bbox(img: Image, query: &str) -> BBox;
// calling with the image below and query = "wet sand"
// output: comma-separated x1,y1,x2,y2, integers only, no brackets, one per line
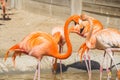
0,69,117,80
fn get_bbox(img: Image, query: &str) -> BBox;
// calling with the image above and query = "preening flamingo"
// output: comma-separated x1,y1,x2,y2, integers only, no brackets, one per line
69,14,104,80
0,0,7,19
71,16,120,79
4,15,80,80
51,27,65,78
70,14,103,59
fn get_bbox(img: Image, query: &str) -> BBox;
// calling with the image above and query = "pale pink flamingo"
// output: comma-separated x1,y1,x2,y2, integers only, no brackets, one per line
70,15,120,79
4,15,80,80
69,14,104,80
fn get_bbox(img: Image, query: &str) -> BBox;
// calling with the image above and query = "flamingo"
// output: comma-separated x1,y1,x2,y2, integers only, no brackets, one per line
86,27,120,80
51,27,65,78
70,16,120,79
69,14,104,80
0,0,7,19
4,15,80,80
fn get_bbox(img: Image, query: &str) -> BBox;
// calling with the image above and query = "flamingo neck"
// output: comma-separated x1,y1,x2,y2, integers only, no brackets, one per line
55,16,75,59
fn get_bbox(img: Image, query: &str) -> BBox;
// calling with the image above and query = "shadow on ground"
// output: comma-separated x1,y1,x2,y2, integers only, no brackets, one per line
0,17,11,20
55,60,100,74
55,60,120,74
0,12,14,21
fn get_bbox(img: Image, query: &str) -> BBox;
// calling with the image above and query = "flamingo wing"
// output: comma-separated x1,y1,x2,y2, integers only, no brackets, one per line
4,31,59,62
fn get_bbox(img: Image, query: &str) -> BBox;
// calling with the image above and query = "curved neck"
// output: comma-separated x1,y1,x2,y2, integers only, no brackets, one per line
86,19,93,40
55,16,74,59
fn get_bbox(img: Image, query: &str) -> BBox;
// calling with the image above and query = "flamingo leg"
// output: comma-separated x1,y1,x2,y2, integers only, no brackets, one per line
110,52,114,71
1,0,6,19
106,49,120,79
100,51,106,80
52,58,57,74
33,61,41,80
34,69,38,80
51,45,63,80
79,43,91,80
59,45,63,80
85,47,91,80
51,58,57,80
106,53,112,80
59,60,62,80
38,61,40,80
87,52,91,80
106,49,118,71
84,52,91,80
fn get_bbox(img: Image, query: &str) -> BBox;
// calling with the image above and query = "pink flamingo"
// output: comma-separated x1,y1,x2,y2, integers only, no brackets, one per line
0,0,7,19
51,27,65,78
69,14,104,80
4,15,80,80
70,15,120,80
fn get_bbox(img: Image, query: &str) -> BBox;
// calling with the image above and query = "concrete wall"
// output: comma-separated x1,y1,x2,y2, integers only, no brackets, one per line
8,0,120,28
21,0,82,19
22,0,71,19
7,0,22,9
82,0,120,29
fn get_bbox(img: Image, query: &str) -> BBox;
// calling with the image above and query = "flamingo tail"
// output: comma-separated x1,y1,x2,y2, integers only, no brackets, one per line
4,44,20,62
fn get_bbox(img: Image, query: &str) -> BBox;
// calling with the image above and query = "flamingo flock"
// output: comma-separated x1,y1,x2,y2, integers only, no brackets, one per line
1,13,120,80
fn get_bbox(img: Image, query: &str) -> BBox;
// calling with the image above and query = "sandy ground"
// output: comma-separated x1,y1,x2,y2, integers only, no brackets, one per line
0,9,120,74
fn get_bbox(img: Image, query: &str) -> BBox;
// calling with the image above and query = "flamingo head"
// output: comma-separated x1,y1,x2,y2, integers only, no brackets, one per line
69,19,90,38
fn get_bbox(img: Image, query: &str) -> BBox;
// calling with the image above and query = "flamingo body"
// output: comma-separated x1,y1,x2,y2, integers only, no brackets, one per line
91,28,120,49
4,15,81,80
69,14,104,80
5,31,61,60
52,27,65,46
74,19,120,79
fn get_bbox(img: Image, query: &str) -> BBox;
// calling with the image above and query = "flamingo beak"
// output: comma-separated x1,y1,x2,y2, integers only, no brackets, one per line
72,15,81,24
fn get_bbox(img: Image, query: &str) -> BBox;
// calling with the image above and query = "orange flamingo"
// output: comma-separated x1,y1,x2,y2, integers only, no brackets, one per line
70,17,120,80
69,14,104,80
4,15,80,80
0,0,6,19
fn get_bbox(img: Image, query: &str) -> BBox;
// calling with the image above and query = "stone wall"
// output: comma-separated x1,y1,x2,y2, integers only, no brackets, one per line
82,0,120,29
10,0,120,29
22,0,71,19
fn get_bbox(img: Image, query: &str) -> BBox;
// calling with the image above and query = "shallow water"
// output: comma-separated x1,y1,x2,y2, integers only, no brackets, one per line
0,70,117,80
